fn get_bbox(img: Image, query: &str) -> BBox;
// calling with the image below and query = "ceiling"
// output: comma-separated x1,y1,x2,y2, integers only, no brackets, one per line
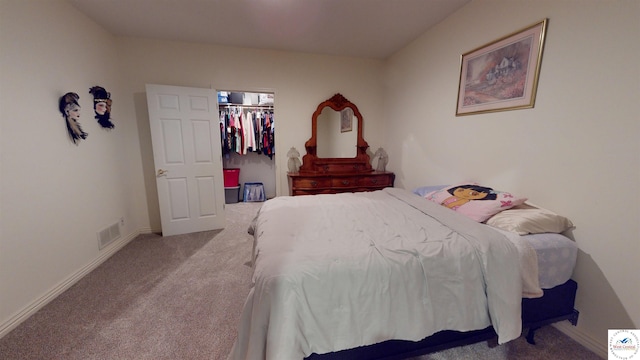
69,0,470,59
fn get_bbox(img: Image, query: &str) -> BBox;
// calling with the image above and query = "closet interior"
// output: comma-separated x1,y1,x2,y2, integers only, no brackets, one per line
218,90,275,203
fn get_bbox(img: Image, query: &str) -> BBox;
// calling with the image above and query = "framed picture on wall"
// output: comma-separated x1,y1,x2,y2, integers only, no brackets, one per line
456,19,548,116
340,108,353,132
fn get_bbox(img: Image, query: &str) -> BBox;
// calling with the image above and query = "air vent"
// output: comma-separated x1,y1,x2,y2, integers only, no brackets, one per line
97,221,121,250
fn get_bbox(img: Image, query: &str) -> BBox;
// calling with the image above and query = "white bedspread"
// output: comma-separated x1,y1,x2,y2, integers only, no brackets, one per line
229,188,527,360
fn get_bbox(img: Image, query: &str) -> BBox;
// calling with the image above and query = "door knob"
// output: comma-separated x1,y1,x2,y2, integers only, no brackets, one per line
157,169,168,177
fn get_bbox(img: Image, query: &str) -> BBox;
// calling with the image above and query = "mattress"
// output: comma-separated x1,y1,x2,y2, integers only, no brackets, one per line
495,229,577,289
230,188,526,359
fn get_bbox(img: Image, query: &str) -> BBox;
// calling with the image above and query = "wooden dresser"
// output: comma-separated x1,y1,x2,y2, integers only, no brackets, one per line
290,93,394,196
288,171,395,196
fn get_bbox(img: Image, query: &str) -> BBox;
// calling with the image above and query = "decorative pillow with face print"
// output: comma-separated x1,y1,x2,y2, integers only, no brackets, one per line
424,183,527,222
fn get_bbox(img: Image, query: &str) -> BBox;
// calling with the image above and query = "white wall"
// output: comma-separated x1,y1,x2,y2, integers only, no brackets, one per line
384,0,639,356
2,0,638,357
0,0,142,334
0,0,387,334
116,37,386,230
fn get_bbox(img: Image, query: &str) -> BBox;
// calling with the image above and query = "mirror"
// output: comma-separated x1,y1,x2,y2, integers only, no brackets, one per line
316,107,358,158
299,93,372,174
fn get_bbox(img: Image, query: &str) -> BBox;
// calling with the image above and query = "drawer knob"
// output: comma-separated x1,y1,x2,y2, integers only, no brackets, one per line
311,181,318,187
342,180,350,185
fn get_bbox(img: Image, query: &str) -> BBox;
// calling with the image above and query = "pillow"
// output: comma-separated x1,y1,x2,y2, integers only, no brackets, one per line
424,183,527,222
413,185,448,197
486,203,575,235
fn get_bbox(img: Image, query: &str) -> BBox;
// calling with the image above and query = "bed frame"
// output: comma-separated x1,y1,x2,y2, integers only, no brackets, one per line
307,280,578,360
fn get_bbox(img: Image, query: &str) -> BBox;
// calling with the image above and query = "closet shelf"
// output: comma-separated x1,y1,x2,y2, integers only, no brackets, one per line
220,103,274,109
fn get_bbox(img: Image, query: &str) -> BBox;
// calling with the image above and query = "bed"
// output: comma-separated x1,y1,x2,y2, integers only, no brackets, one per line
228,186,578,360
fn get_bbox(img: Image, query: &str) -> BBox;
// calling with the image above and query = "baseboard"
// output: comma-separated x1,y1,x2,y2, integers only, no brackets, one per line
0,229,141,339
553,322,607,359
138,226,155,234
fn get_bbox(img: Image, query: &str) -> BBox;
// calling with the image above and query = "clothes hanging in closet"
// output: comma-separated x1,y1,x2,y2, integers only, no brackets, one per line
220,106,275,159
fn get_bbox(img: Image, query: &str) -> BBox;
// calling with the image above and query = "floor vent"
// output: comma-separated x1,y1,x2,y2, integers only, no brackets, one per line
97,222,121,250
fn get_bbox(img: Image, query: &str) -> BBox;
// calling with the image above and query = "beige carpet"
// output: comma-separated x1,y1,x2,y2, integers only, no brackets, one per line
0,202,601,360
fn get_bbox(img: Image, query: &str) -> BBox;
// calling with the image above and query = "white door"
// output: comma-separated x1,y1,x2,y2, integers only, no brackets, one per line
146,84,225,236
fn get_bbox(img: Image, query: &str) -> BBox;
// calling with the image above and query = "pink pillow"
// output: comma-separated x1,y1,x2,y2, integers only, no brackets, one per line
424,183,527,222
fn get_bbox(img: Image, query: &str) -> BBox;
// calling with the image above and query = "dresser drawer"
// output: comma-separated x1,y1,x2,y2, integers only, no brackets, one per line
331,177,358,188
288,171,395,196
357,174,393,187
291,177,331,189
292,189,335,196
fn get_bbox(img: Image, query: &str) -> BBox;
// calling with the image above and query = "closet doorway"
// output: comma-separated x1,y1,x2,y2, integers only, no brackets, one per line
218,90,276,201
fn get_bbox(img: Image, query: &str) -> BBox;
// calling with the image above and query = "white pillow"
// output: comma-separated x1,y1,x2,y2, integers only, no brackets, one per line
413,185,448,197
486,203,574,235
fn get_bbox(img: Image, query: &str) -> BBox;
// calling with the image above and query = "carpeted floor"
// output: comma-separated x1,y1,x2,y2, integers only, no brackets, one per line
0,202,601,360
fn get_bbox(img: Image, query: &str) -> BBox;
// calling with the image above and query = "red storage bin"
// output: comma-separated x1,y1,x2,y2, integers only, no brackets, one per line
223,168,240,187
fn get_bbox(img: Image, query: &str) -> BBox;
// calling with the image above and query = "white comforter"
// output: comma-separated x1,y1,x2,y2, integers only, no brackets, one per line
229,188,529,360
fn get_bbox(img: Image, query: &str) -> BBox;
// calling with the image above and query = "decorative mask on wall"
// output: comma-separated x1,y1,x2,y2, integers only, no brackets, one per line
89,86,114,129
59,92,88,144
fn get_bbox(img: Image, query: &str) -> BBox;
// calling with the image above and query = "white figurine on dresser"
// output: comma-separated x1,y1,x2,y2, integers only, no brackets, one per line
287,147,301,173
373,147,388,172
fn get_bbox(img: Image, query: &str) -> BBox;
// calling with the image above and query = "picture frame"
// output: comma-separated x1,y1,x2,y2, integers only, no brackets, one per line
340,108,353,132
456,19,548,116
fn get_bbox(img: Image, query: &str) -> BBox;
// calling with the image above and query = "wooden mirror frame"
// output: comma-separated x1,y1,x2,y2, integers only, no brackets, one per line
299,93,372,174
